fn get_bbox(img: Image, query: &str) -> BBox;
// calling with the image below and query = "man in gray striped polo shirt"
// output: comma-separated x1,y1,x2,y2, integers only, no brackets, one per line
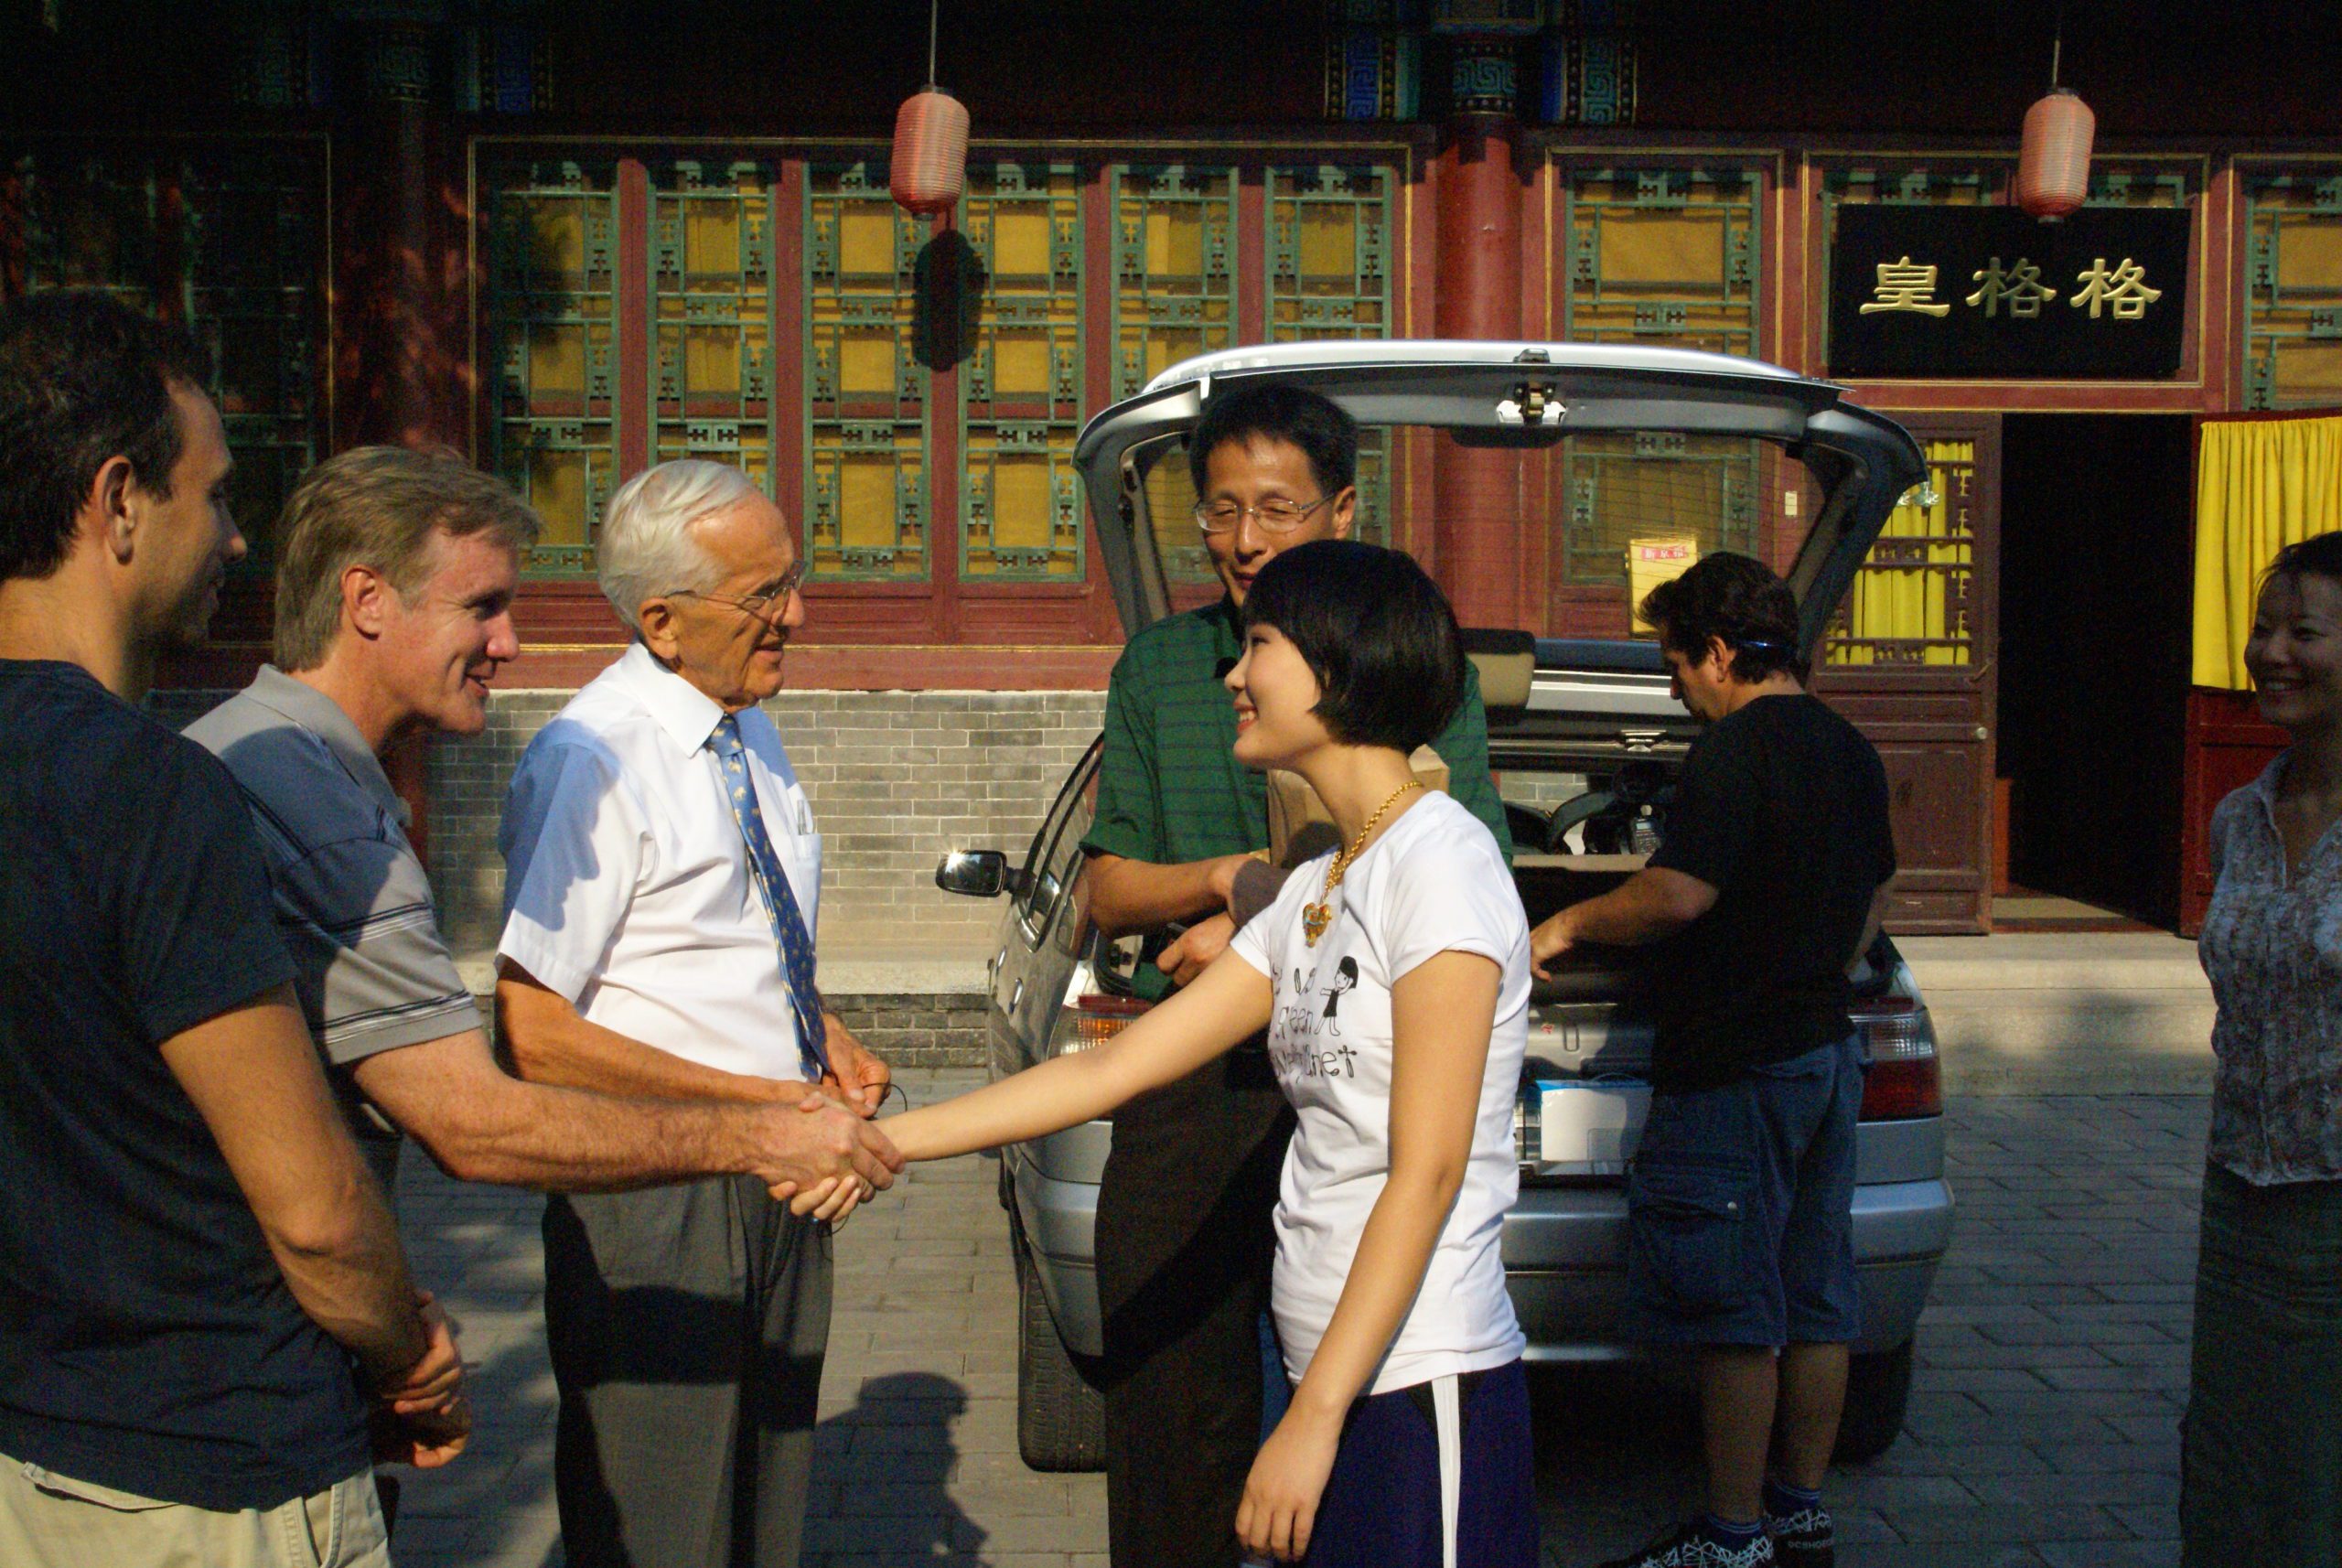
187,446,897,1212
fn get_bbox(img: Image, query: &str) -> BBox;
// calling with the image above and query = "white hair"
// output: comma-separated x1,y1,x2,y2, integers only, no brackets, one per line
596,459,760,631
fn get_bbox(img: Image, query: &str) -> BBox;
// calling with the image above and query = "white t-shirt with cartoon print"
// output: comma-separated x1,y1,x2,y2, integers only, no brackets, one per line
1228,789,1531,1395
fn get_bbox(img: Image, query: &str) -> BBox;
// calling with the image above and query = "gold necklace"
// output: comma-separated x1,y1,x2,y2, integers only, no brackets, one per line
1303,779,1423,947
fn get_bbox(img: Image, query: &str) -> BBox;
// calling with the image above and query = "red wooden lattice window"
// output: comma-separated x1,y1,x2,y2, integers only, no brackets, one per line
477,146,1405,646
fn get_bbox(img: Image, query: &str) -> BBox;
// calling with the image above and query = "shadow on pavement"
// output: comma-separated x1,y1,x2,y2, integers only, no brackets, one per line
1531,1363,1704,1565
804,1370,985,1563
381,1173,565,1567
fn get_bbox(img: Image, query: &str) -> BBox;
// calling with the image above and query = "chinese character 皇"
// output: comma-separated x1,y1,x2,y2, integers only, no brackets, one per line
2069,257,2164,320
1964,256,2058,318
1859,256,1951,317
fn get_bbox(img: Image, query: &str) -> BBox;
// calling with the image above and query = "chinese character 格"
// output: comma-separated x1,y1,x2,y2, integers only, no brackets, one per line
1964,256,2058,318
2069,257,2163,320
1859,256,1951,317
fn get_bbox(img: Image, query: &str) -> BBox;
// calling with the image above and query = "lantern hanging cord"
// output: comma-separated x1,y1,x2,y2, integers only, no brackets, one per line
928,0,940,88
2049,0,2063,89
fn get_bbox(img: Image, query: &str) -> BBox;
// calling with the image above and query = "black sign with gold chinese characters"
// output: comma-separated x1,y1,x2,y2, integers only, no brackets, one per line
1828,205,2190,379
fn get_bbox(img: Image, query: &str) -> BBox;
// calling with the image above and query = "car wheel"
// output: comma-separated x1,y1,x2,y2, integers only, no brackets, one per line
1833,1337,1915,1463
1015,1232,1108,1472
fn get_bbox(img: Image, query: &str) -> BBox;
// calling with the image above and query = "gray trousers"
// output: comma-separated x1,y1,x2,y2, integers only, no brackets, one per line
545,1175,833,1568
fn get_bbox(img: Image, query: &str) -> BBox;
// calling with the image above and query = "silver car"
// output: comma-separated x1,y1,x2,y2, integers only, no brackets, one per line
936,340,1952,1473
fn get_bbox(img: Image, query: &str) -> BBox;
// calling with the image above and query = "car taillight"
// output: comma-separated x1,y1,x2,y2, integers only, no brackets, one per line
1047,993,1150,1058
1853,995,1943,1121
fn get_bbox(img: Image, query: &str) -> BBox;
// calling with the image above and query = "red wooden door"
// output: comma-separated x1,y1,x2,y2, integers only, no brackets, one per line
1812,415,2001,935
2180,688,2286,936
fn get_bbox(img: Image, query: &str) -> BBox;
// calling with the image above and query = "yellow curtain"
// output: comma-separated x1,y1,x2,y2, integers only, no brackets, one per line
1831,439,1973,666
2192,414,2342,689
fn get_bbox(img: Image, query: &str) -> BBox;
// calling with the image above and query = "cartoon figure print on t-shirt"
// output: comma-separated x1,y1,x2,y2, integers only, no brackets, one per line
1229,791,1532,1393
1271,951,1368,1084
1322,957,1358,1036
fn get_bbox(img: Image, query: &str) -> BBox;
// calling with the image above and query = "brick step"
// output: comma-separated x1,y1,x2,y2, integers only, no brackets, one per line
1903,933,2215,1097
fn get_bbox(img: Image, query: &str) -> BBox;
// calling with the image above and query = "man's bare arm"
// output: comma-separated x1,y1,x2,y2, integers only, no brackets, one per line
352,1027,897,1197
1085,850,1253,938
159,983,428,1392
497,959,805,1105
1529,866,1720,977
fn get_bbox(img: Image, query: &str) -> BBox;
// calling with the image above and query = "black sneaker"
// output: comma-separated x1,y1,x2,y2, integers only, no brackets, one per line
1763,1500,1833,1568
1596,1520,1776,1568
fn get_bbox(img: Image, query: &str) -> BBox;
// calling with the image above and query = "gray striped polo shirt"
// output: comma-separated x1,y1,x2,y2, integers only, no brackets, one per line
185,666,477,1187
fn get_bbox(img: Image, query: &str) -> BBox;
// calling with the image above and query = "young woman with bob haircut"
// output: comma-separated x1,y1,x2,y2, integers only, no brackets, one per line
877,539,1537,1566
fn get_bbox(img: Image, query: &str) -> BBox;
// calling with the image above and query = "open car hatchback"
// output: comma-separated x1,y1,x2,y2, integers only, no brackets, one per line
934,339,1950,1474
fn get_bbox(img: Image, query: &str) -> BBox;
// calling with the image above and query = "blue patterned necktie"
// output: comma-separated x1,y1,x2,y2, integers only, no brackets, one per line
710,713,830,1080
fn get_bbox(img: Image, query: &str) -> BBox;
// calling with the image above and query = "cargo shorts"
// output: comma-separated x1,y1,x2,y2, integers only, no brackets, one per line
1624,1034,1866,1348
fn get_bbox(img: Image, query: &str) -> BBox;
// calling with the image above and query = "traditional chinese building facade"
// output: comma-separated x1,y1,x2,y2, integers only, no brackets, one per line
7,0,2338,945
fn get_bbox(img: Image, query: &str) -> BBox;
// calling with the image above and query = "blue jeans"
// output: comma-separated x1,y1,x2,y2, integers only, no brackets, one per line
1625,1035,1865,1348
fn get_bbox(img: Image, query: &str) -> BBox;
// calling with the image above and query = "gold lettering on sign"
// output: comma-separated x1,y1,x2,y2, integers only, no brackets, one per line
2069,257,2164,320
1859,256,1951,317
1964,256,2058,318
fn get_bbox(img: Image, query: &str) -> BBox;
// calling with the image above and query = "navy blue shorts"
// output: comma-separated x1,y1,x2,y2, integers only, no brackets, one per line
1300,1359,1538,1568
1625,1035,1865,1348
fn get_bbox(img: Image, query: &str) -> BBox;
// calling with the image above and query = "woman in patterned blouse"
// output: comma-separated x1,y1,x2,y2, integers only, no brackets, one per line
2183,531,2342,1565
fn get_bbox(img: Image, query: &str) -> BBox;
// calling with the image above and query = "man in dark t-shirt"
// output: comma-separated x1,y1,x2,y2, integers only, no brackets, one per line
0,292,460,1565
1531,553,1894,1568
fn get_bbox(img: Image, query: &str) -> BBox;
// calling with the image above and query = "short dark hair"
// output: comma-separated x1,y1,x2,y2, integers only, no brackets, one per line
2265,532,2342,596
0,291,209,583
1187,383,1357,498
1638,551,1807,682
1242,538,1465,752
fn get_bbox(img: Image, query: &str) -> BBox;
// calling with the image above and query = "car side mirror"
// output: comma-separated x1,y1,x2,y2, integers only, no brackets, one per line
935,848,1029,899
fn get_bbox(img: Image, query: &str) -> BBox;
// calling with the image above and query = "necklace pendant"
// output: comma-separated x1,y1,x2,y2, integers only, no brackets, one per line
1302,900,1330,946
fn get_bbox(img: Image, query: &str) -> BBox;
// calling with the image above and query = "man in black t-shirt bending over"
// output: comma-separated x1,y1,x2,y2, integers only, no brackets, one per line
1531,553,1895,1568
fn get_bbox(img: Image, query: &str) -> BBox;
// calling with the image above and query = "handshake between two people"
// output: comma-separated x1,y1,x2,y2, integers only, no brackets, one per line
751,1026,906,1227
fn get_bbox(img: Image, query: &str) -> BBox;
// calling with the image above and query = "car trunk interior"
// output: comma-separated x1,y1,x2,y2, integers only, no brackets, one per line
1515,856,1641,929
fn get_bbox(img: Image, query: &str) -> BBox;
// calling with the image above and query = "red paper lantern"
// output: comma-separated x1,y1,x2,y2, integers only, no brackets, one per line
2016,87,2095,220
890,87,968,217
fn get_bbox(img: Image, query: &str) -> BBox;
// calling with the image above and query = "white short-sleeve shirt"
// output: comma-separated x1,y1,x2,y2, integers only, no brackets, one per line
1230,789,1531,1394
497,643,821,1083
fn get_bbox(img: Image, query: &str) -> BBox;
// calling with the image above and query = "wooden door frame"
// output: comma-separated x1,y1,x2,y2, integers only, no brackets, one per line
1814,411,2002,935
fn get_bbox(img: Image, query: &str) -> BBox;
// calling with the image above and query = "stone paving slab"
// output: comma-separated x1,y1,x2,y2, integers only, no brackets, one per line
387,1077,2201,1567
1885,935,2212,1097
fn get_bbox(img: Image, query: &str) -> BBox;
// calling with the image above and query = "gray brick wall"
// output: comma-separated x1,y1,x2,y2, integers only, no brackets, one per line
153,682,1567,972
826,992,990,1070
426,688,1107,955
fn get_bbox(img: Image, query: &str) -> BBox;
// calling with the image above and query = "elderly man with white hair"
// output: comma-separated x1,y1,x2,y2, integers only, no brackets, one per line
494,460,896,1568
